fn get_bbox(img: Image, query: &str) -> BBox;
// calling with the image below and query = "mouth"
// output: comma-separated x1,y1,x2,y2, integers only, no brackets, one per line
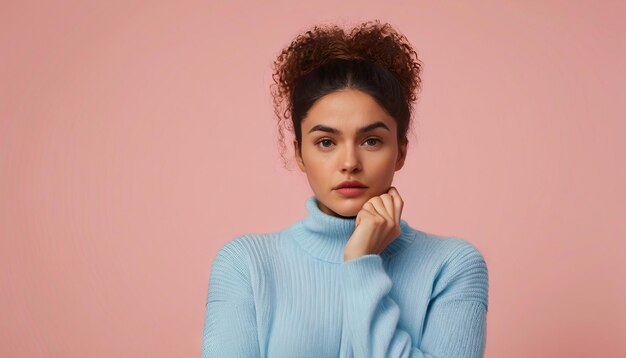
334,180,368,190
334,186,368,197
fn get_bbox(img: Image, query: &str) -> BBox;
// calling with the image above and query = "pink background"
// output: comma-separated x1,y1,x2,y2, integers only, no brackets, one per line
2,1,625,357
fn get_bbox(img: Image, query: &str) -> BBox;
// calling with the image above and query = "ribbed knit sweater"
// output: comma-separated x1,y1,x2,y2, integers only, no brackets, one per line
202,195,489,357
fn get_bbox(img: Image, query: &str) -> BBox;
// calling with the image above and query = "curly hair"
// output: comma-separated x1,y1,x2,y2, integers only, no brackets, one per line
270,20,423,170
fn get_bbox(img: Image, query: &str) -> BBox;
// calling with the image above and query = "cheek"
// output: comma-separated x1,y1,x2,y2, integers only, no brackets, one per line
367,159,398,187
369,153,396,172
306,159,329,186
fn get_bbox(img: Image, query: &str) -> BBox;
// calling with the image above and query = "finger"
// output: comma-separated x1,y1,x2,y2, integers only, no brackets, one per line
357,202,376,226
356,202,372,224
379,193,396,223
367,196,393,223
388,187,404,222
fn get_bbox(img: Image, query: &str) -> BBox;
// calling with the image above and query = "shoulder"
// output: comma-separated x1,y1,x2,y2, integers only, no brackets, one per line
208,234,268,285
413,230,487,269
206,235,263,303
209,236,252,280
211,230,285,267
442,236,488,269
212,233,263,261
208,231,286,295
214,234,256,257
424,233,489,309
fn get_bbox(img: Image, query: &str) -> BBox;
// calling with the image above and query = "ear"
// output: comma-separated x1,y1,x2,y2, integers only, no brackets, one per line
294,139,306,172
395,138,408,171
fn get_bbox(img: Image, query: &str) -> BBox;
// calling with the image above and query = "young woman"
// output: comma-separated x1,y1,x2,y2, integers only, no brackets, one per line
202,20,489,358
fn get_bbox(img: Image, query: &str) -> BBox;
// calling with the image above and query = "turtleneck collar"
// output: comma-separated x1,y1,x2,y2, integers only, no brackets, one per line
290,195,416,263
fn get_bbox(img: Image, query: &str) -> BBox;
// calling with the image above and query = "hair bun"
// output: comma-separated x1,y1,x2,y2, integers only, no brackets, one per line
271,20,422,115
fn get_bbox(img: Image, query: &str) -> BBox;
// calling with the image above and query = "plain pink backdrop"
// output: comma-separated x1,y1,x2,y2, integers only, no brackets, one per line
1,1,625,357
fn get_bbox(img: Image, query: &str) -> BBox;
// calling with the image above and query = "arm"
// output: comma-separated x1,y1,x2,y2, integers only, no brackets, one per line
339,240,489,358
202,239,260,358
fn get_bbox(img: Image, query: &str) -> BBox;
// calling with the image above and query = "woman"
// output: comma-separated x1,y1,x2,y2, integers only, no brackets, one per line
202,20,489,358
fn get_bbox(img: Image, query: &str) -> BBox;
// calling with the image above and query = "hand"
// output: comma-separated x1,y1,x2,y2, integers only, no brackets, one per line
343,186,404,262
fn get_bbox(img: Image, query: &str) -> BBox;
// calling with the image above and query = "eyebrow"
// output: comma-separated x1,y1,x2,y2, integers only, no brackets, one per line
307,121,390,135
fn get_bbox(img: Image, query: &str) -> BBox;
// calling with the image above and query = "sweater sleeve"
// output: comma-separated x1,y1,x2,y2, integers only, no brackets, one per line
201,238,260,358
339,240,489,358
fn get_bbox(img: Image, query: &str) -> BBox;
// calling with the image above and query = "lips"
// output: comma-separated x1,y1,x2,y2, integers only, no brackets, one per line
334,180,368,189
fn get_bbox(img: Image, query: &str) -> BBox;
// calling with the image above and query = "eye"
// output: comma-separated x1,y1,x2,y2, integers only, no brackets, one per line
315,137,382,151
316,139,334,150
364,138,382,147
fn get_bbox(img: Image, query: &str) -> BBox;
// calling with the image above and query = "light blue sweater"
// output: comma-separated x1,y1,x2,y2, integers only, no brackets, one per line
202,195,489,357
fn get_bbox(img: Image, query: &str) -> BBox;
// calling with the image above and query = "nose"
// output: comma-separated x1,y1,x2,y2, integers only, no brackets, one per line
340,143,361,173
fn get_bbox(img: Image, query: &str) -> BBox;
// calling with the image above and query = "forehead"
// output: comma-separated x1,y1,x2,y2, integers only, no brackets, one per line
301,89,395,132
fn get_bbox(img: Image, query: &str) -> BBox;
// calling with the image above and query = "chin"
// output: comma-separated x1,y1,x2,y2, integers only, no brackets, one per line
334,209,359,218
330,200,363,218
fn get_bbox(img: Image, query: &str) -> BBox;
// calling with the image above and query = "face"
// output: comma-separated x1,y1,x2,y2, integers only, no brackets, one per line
294,88,408,218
